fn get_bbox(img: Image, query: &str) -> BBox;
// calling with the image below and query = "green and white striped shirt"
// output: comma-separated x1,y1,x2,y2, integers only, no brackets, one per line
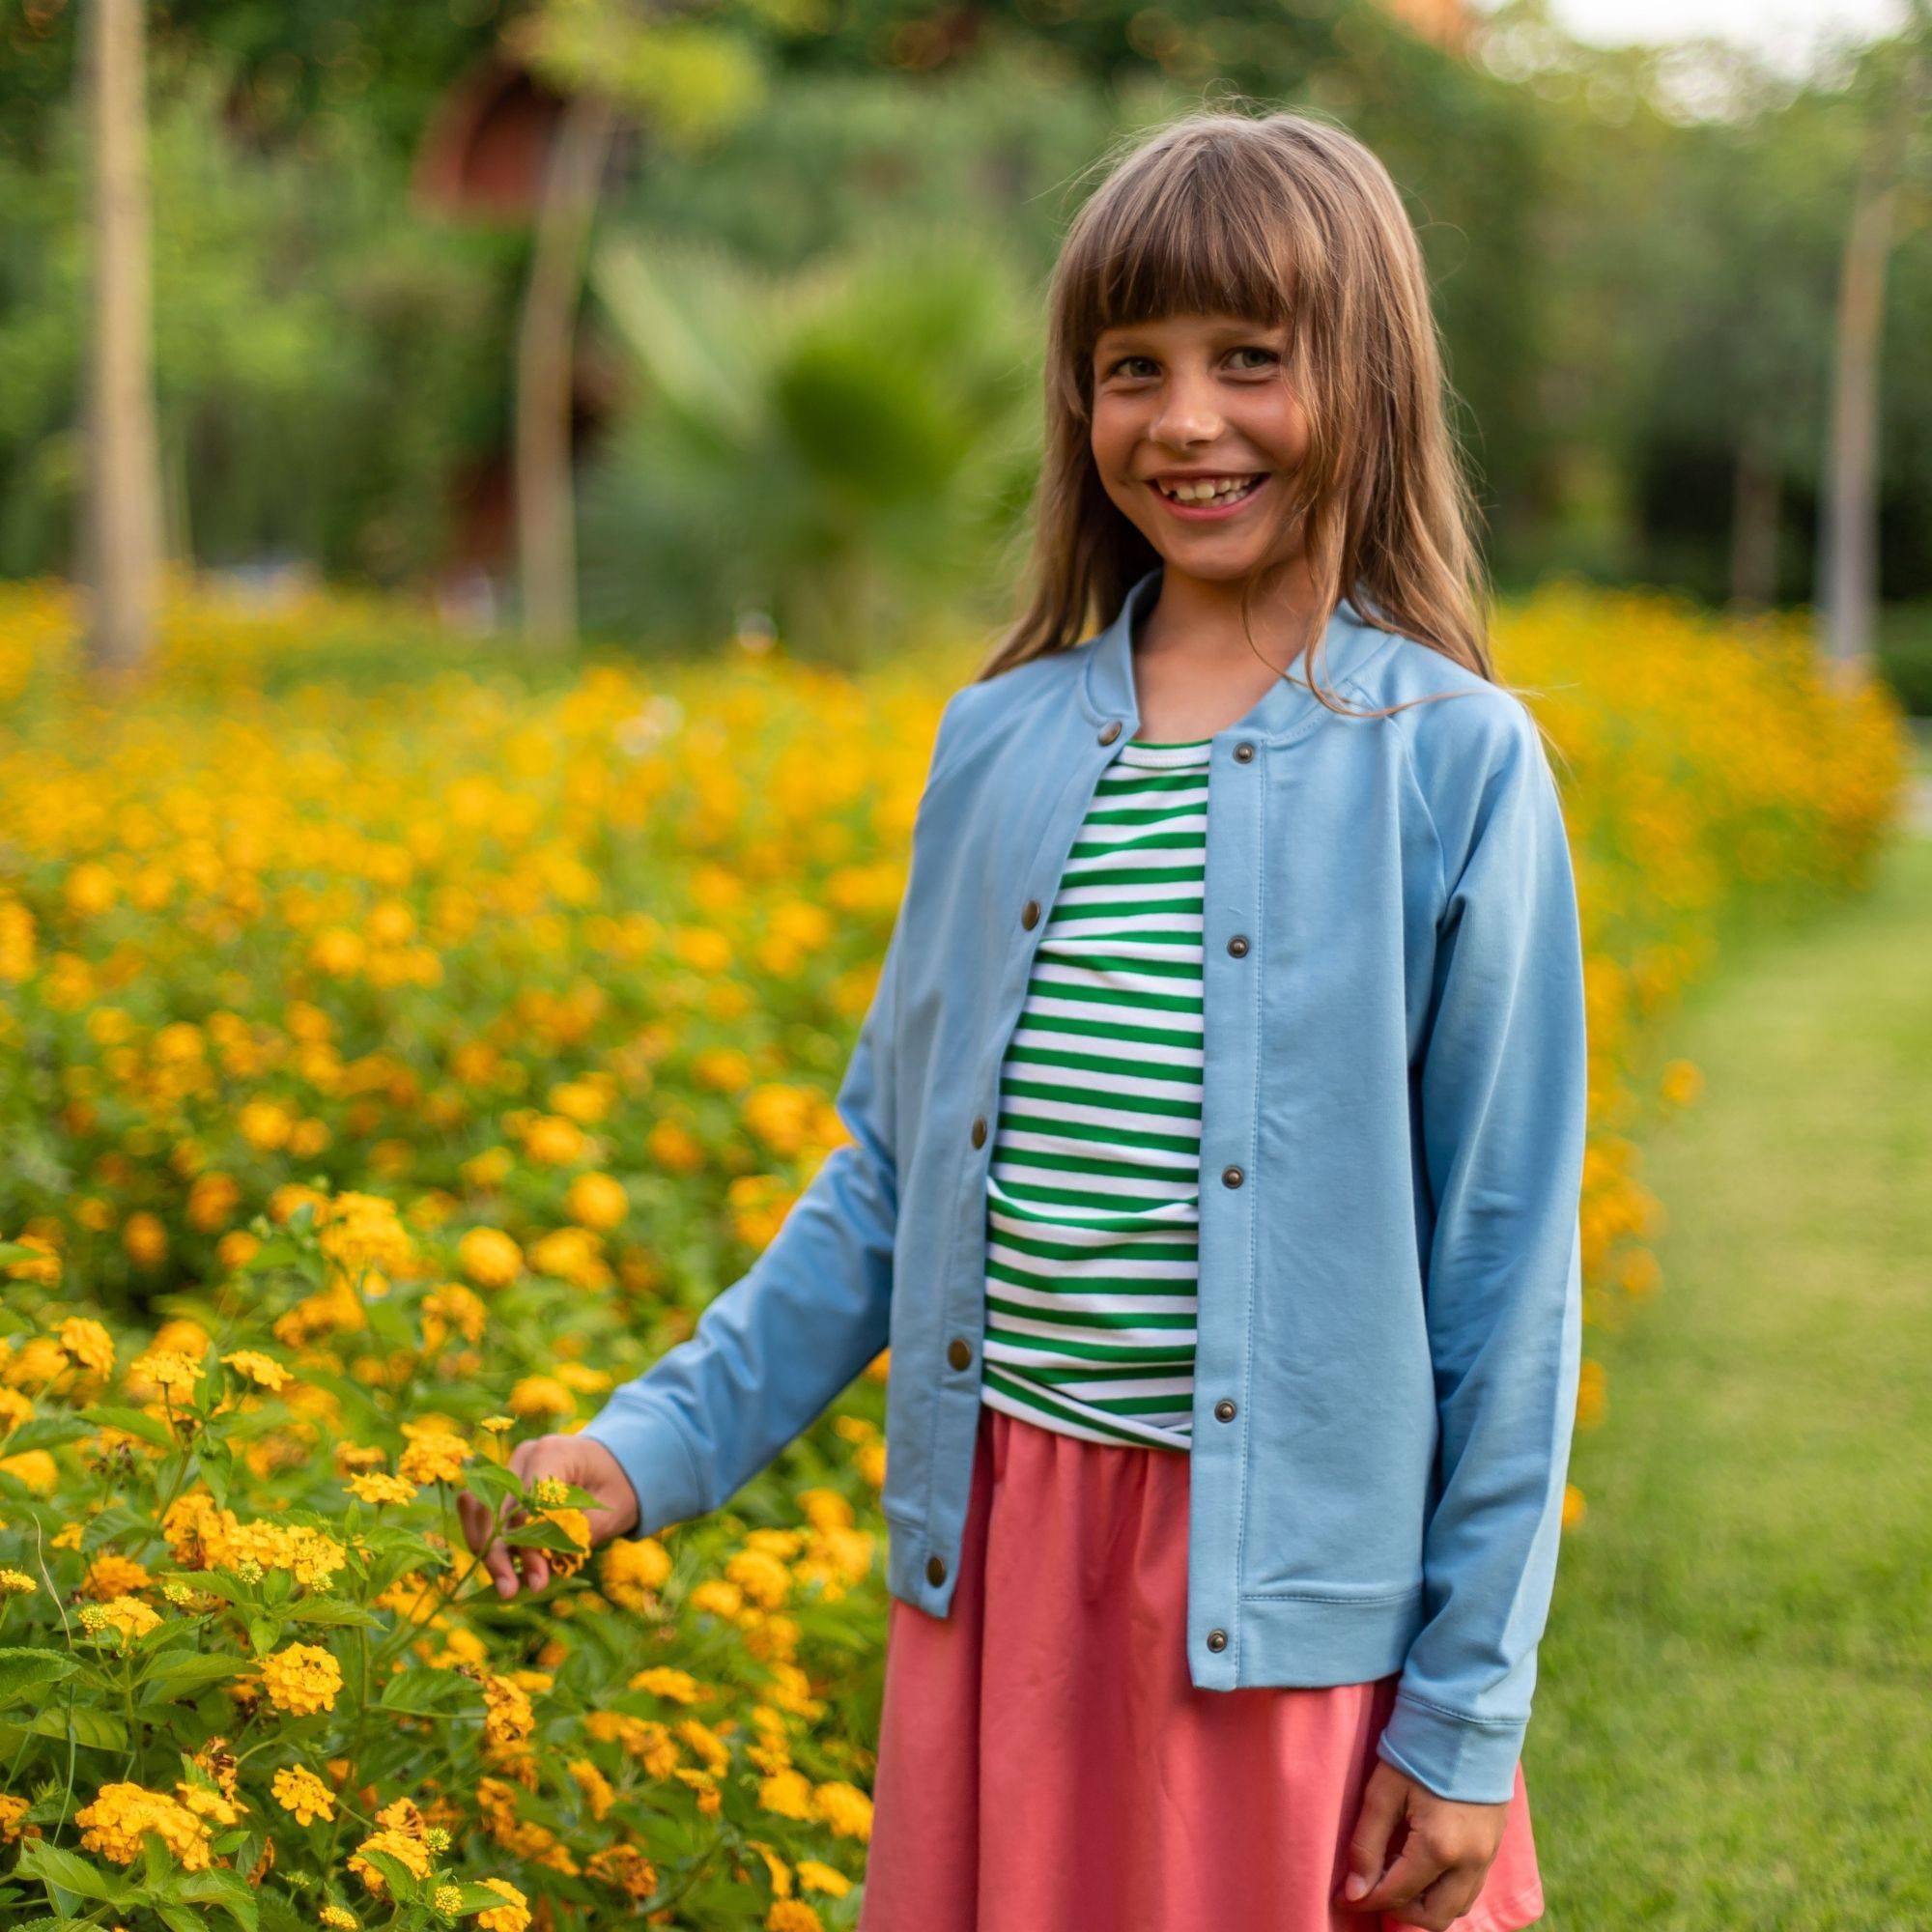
980,734,1211,1454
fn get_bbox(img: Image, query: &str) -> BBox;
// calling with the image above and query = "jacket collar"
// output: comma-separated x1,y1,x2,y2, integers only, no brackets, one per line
1079,563,1395,747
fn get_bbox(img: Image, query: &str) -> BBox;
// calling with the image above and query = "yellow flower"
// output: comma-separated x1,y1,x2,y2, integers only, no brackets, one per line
348,1828,432,1896
507,1375,573,1420
759,1769,814,1821
220,1350,290,1391
78,1597,161,1645
567,1757,614,1820
796,1859,852,1897
422,1282,488,1348
0,1792,36,1841
767,1902,824,1932
813,1779,872,1842
80,1552,152,1600
397,1430,470,1486
319,1907,358,1928
564,1172,628,1231
726,1548,792,1608
0,1568,38,1596
75,1781,212,1871
317,1191,415,1280
258,1642,343,1716
537,1506,591,1578
599,1537,670,1612
346,1471,418,1507
128,1349,202,1399
476,1877,531,1932
270,1764,335,1826
481,1673,536,1753
628,1664,706,1703
57,1318,115,1378
458,1227,524,1290
585,1842,657,1897
520,1115,586,1165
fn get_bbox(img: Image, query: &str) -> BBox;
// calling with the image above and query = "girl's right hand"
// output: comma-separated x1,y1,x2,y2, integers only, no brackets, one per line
456,1434,642,1600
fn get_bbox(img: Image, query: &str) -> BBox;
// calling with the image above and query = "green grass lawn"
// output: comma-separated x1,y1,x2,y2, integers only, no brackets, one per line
1527,827,1932,1928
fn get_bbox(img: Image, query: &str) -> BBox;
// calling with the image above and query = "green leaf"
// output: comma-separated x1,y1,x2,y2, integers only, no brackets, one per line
378,1666,480,1716
159,1569,246,1607
77,1405,177,1451
177,1867,261,1931
286,1596,381,1630
3,1415,97,1455
16,1839,130,1904
247,1616,282,1657
0,1646,77,1707
137,1653,239,1700
353,1848,422,1905
450,1881,516,1912
157,1906,211,1932
18,1705,129,1750
503,1518,588,1554
464,1461,524,1509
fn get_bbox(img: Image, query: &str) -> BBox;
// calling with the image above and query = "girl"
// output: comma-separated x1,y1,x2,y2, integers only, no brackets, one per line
466,108,1586,1932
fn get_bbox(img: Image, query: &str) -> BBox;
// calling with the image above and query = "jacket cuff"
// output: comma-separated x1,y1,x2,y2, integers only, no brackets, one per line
1375,1690,1526,1804
580,1396,707,1543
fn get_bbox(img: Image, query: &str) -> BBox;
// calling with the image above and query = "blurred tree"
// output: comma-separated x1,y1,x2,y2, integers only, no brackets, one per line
1820,9,1929,688
578,221,1037,662
80,0,164,684
502,0,810,652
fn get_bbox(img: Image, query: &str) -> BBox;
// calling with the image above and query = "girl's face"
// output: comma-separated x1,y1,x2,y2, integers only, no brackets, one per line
1089,310,1307,582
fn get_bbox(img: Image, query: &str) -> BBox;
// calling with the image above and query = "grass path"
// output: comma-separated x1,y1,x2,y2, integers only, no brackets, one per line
1528,826,1932,1929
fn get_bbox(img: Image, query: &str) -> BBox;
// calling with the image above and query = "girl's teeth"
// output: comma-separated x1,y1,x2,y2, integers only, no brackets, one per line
1158,475,1264,504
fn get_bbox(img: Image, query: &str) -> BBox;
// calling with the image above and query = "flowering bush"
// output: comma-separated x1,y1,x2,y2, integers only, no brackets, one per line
0,574,1912,1921
1,1193,884,1930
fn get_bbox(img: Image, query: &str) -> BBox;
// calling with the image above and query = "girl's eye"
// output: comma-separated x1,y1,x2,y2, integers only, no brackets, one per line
1102,346,1279,379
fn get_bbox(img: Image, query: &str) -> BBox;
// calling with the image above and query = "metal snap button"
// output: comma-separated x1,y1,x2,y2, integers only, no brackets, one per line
1234,741,1256,762
1098,721,1122,745
1021,899,1040,929
1214,1398,1236,1422
971,1117,987,1148
1227,934,1249,957
1207,1628,1229,1651
948,1338,973,1371
926,1554,947,1585
1222,1165,1244,1188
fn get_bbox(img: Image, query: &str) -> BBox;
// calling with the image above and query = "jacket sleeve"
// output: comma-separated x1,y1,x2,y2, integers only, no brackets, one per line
578,852,910,1542
1376,697,1589,1805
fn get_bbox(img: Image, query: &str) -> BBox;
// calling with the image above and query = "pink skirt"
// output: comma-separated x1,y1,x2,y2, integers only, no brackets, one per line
858,1403,1546,1932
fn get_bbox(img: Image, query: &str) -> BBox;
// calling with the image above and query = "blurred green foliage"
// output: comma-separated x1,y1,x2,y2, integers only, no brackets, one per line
2,0,1928,699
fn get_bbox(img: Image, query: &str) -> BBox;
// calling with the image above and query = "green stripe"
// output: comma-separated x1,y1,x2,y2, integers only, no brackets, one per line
981,739,1211,1452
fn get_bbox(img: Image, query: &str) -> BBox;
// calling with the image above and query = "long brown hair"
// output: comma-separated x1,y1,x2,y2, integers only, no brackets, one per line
975,106,1504,723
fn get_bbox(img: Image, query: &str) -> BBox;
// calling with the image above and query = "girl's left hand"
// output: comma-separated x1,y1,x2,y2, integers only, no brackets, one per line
1334,1758,1510,1929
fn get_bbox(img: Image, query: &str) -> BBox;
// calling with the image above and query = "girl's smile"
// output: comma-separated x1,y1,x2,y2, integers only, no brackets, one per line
1145,469,1273,518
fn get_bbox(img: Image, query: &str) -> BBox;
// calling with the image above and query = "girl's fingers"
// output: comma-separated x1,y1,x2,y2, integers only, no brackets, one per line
456,1491,484,1554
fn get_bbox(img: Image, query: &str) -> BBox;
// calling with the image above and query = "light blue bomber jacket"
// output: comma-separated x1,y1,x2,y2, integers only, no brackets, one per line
582,562,1589,1805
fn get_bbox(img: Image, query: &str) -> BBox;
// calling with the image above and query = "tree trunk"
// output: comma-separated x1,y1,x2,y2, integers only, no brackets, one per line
80,0,164,689
1817,27,1926,691
514,89,619,653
